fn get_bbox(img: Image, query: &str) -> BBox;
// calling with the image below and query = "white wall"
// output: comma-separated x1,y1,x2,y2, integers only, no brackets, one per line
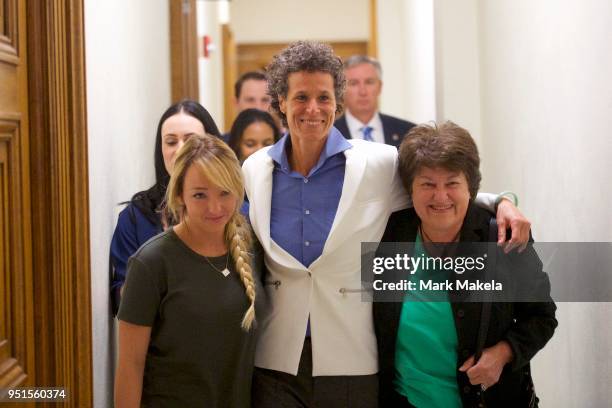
477,1,612,405
197,0,225,127
380,0,612,405
81,0,612,405
433,0,482,145
377,0,437,123
229,0,368,43
84,1,171,406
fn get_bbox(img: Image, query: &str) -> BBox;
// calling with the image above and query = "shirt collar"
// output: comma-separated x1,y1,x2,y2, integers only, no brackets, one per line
344,109,382,134
268,127,352,175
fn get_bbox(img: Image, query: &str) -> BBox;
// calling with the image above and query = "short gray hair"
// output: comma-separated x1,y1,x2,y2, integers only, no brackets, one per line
343,55,382,79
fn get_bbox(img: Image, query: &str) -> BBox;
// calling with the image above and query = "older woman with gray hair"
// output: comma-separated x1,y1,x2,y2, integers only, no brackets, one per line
242,41,531,408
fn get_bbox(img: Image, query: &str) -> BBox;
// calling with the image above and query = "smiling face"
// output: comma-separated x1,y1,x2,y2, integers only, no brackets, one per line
279,71,337,145
411,166,470,241
180,163,238,238
161,112,206,174
344,63,382,121
239,121,275,161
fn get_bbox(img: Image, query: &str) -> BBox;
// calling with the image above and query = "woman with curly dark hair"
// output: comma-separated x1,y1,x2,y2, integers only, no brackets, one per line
243,41,531,408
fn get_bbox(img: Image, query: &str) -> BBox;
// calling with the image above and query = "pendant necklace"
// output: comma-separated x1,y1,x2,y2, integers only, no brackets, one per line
181,222,231,277
202,252,231,277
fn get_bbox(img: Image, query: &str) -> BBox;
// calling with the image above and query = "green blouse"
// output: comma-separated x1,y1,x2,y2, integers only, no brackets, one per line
394,233,462,408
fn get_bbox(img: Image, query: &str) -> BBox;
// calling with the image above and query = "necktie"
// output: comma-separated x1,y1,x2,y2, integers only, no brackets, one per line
361,126,374,142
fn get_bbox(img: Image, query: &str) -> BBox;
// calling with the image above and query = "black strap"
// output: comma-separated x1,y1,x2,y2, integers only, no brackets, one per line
474,217,497,362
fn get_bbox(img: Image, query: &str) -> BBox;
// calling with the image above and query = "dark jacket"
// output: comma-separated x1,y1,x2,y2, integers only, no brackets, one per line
110,203,162,315
334,112,416,148
373,204,557,407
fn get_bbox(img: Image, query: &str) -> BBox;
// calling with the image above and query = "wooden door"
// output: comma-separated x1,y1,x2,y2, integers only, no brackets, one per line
236,41,368,76
0,0,92,406
222,24,238,132
170,0,199,102
0,0,35,398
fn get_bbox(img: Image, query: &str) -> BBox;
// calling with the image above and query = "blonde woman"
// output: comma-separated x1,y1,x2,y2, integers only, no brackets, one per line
115,134,259,407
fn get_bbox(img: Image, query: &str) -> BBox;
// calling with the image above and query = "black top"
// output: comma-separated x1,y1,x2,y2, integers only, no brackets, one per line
118,228,260,408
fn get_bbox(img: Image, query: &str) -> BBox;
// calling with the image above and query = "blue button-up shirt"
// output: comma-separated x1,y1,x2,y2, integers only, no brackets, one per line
268,127,352,268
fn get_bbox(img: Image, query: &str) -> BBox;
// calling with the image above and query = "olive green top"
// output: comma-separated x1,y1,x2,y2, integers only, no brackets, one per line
118,228,259,408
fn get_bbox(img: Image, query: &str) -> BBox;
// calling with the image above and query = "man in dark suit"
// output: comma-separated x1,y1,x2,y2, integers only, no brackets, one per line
334,55,415,148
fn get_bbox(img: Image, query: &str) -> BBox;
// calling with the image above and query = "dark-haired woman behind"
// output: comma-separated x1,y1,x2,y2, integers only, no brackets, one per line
109,100,221,312
228,108,281,163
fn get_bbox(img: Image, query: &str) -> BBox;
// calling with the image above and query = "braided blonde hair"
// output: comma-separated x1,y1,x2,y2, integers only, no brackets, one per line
166,133,256,331
225,212,256,330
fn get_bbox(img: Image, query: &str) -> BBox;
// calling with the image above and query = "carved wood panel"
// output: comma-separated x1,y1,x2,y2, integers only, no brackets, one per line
0,0,18,62
0,119,32,393
0,0,34,402
26,0,93,405
0,0,92,405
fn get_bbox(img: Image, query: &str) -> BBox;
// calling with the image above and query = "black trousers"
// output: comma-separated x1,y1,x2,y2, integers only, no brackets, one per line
386,390,417,408
252,338,379,408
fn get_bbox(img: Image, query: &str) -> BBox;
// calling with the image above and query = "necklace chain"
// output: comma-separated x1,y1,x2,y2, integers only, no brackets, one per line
180,222,230,276
202,252,230,276
419,224,460,243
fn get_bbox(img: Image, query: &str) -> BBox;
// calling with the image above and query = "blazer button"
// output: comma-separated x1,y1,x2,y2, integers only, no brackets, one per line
457,309,465,318
308,272,312,277
463,385,471,394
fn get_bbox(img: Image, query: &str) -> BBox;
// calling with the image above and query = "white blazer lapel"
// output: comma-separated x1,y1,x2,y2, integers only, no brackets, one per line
246,152,308,272
315,144,367,260
246,155,273,253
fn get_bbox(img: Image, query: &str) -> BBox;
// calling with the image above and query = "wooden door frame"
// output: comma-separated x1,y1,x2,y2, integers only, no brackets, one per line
26,0,92,405
169,0,199,102
221,24,237,133
368,0,378,58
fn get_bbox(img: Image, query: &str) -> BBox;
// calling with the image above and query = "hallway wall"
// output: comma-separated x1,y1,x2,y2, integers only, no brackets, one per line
377,0,612,405
477,2,612,405
377,0,437,126
229,0,368,43
84,1,171,406
80,1,611,405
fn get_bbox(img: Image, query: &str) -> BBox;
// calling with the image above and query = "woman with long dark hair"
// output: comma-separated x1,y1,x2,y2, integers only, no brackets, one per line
110,100,221,312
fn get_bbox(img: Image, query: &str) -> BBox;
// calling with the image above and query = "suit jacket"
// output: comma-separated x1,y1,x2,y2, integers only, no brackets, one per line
334,112,416,148
373,204,557,407
242,138,409,376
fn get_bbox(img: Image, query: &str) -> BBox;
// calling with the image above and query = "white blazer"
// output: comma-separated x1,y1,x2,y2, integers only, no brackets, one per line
242,139,409,376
